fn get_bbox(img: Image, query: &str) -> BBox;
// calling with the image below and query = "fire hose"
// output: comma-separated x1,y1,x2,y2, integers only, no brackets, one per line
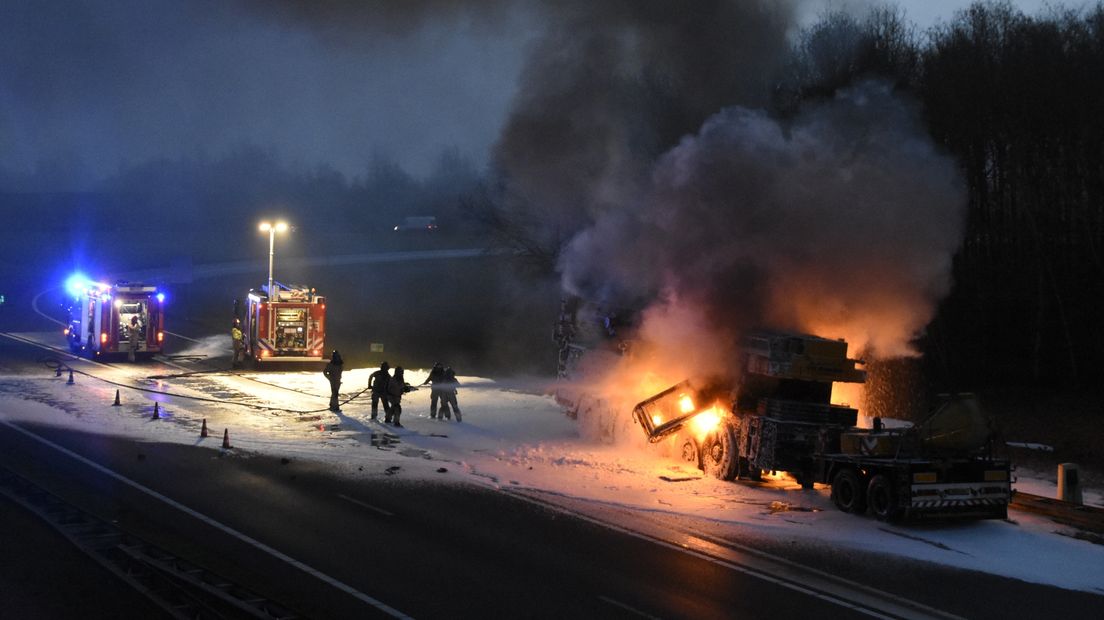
38,356,371,415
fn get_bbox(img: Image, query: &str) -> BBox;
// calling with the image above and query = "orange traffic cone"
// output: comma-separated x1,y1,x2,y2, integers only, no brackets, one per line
222,429,232,449
112,389,121,406
152,402,160,419
200,418,209,438
66,369,75,385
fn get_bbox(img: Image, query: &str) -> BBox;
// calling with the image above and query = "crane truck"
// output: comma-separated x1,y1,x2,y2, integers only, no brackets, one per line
631,330,1011,520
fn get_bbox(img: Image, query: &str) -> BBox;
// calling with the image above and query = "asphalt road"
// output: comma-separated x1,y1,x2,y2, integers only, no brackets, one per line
2,297,1103,619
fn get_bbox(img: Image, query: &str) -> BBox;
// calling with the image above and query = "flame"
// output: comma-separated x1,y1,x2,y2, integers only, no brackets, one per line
651,414,663,426
688,405,722,440
678,394,695,413
831,382,865,423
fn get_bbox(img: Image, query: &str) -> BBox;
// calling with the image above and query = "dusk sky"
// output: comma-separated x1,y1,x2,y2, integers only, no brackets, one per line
0,0,1080,186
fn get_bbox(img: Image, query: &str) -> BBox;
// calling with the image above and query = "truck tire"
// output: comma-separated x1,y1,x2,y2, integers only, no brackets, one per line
680,437,702,470
702,418,739,481
831,468,866,513
866,474,900,521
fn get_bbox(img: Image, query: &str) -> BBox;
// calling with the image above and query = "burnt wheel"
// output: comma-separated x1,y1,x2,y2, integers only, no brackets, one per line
831,468,866,514
866,474,900,521
702,418,739,481
680,437,702,470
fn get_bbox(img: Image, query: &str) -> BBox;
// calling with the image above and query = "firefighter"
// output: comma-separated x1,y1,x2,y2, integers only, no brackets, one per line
323,350,344,413
231,319,244,369
420,362,445,418
368,361,391,421
127,315,141,362
386,366,410,427
439,366,462,422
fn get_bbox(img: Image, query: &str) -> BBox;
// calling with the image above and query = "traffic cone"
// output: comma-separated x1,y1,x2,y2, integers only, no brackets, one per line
200,418,208,438
66,369,74,385
55,366,62,377
112,389,121,406
152,402,160,419
222,429,232,449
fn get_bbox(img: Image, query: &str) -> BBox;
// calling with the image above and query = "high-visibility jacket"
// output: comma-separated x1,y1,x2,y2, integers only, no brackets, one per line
231,327,243,342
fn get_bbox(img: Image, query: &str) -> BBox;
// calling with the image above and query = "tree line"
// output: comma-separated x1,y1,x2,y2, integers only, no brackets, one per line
775,1,1104,390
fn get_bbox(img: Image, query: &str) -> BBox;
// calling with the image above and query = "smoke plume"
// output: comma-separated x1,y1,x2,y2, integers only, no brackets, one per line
562,81,965,382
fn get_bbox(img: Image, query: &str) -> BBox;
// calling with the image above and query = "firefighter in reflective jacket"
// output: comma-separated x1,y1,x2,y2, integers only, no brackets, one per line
128,315,141,362
231,320,244,369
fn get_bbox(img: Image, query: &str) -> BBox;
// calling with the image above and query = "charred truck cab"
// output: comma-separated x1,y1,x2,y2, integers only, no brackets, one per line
242,283,325,364
633,330,1011,521
65,280,165,359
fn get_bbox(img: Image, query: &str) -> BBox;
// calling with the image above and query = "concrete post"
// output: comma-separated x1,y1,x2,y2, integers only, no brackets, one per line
1058,463,1083,505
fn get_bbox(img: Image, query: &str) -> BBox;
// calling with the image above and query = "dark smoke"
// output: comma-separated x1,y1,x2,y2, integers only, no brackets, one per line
561,81,965,372
491,1,799,256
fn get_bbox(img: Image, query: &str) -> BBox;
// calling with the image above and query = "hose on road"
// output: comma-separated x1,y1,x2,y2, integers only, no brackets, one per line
39,356,371,415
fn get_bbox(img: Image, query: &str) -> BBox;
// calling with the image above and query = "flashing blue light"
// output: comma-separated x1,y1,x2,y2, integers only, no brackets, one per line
156,292,165,303
64,273,88,298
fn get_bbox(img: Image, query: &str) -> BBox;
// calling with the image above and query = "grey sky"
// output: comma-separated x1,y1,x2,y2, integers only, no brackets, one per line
0,0,1078,186
0,0,530,182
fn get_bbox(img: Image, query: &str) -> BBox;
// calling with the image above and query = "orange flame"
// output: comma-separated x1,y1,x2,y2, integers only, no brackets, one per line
678,394,695,413
688,405,723,440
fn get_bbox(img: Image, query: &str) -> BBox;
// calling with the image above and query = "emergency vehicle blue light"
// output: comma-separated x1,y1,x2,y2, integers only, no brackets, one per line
156,293,165,303
64,273,88,298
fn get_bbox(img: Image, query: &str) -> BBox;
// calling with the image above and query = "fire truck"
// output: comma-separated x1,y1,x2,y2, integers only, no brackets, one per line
65,278,165,359
241,283,326,364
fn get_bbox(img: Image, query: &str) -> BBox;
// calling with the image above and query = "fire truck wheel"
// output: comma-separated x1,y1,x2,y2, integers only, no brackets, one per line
702,418,739,481
866,474,900,521
831,468,866,513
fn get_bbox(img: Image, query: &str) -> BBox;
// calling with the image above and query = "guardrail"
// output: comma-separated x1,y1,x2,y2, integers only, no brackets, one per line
1010,491,1104,535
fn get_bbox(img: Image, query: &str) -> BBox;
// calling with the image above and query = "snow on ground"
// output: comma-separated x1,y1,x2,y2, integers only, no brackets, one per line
1,331,1102,595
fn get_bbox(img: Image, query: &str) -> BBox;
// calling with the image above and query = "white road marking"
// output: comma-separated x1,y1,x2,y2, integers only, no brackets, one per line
0,419,413,619
597,595,663,619
337,493,395,517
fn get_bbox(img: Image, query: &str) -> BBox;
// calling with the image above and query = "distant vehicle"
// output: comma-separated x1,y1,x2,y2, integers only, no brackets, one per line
393,216,438,232
64,276,166,360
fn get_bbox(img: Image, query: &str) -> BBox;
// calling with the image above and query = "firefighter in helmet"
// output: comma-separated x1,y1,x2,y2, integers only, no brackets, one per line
127,315,142,362
323,350,344,413
231,319,244,369
368,361,392,421
420,362,446,418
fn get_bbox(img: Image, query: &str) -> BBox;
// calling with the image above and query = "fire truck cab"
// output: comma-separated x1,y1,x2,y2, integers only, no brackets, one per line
242,283,326,364
65,279,165,359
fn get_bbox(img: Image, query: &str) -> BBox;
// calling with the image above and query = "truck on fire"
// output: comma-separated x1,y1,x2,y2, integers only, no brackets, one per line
240,283,326,364
65,278,166,359
630,330,1011,520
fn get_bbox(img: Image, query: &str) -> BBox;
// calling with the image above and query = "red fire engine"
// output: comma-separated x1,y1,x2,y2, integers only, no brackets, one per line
65,278,165,359
242,283,326,364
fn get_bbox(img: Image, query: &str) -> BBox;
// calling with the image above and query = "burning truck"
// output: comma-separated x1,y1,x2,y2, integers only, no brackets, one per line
630,330,1011,521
